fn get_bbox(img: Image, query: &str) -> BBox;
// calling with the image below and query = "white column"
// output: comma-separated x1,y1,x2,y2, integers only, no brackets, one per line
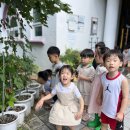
103,0,121,49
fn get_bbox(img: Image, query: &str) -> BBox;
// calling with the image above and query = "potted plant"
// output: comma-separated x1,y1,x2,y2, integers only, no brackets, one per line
21,89,36,107
0,52,18,130
7,103,27,126
27,82,41,99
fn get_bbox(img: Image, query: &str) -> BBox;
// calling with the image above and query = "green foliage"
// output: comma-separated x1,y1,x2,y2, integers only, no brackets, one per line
60,48,81,70
0,0,72,113
0,53,38,112
0,0,72,28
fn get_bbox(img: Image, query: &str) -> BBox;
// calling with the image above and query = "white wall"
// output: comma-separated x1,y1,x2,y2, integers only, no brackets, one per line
29,15,57,70
56,0,106,53
0,0,107,69
0,3,56,70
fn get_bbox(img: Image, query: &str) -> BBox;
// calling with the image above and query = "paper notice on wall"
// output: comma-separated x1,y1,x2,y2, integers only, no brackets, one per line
78,15,85,32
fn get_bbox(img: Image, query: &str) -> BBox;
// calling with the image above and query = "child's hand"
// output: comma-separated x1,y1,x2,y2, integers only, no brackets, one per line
35,99,44,111
115,112,124,122
30,75,37,80
78,74,84,80
74,111,83,120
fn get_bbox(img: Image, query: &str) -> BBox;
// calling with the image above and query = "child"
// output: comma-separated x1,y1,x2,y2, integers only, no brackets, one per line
47,46,64,101
30,70,52,95
97,49,129,130
77,49,95,121
35,65,84,130
43,69,52,95
93,42,105,69
87,47,109,130
47,46,64,88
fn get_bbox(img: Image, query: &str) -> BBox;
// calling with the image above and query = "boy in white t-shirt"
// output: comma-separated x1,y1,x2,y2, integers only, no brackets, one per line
47,46,64,101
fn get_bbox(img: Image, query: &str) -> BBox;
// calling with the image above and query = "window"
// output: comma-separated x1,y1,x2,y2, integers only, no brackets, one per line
10,17,17,28
35,26,42,36
6,17,24,39
33,9,42,37
33,9,40,23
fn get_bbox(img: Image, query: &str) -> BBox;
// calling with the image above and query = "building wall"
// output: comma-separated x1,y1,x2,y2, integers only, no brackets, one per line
56,0,106,53
0,0,107,69
0,3,56,70
29,15,57,70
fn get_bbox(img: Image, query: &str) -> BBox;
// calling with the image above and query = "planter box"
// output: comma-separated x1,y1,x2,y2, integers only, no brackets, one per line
0,111,18,130
21,90,36,107
15,93,32,116
7,104,27,126
27,83,41,99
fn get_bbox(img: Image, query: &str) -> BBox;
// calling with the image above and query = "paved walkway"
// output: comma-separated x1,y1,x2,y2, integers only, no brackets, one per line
18,95,130,130
18,78,130,130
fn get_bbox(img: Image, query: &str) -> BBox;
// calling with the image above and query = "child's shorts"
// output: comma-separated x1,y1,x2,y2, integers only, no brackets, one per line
101,112,124,130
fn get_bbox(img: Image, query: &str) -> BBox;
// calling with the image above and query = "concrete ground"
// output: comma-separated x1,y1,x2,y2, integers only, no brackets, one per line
18,92,130,130
18,75,130,130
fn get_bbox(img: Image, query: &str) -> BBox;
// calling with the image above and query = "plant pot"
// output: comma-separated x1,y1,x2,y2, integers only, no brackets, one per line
21,90,36,107
0,111,18,130
15,93,33,116
7,104,27,126
27,83,41,99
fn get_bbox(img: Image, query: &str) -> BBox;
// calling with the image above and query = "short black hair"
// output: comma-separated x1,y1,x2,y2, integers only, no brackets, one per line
103,49,123,62
95,42,105,49
47,46,60,56
45,69,52,77
59,65,74,76
38,71,49,81
98,47,110,56
80,49,94,58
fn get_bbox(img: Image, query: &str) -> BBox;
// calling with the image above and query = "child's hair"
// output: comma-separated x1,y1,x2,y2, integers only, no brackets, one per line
98,46,110,57
103,49,123,62
59,65,74,76
80,49,94,58
38,70,49,81
45,69,52,77
95,42,105,49
47,46,60,56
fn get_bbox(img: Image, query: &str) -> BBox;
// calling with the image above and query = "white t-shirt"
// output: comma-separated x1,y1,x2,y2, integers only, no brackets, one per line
51,82,81,98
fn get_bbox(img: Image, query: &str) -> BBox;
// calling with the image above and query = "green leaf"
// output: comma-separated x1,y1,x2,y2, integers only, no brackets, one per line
8,100,14,107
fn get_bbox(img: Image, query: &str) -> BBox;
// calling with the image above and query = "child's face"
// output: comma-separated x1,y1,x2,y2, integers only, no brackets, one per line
59,68,73,86
81,57,92,66
37,77,46,84
48,54,58,63
104,55,122,73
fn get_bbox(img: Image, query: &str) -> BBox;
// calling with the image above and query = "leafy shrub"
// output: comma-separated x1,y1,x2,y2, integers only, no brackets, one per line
60,48,80,70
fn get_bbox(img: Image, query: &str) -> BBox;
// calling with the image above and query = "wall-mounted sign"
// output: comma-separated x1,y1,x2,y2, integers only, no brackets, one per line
67,14,85,32
90,17,98,35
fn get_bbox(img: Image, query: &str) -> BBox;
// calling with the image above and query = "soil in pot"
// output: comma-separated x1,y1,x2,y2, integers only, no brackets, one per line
22,91,34,94
9,106,25,112
16,95,31,101
29,84,39,88
0,114,17,124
